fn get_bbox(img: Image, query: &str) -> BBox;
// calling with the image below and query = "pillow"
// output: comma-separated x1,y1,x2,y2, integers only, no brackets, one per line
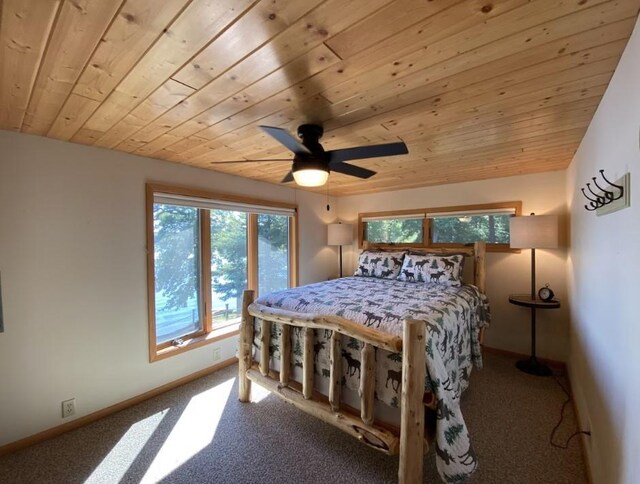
397,253,465,286
353,251,405,279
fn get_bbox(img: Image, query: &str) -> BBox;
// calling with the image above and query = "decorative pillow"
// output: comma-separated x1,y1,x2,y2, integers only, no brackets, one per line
353,251,406,279
397,253,465,286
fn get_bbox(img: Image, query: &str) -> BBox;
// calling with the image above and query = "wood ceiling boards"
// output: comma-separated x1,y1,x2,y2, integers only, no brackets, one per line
1,0,639,195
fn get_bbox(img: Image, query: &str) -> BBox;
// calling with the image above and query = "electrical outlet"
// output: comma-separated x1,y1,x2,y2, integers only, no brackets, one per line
213,347,221,362
61,398,75,418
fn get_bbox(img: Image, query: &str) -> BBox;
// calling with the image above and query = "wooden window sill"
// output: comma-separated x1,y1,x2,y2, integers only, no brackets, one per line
152,323,240,362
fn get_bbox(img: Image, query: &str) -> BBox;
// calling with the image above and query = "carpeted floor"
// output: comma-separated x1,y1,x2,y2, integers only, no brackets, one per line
0,352,587,483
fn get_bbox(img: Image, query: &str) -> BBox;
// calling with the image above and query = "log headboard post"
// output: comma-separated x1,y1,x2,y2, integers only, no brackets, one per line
239,289,256,402
473,241,486,293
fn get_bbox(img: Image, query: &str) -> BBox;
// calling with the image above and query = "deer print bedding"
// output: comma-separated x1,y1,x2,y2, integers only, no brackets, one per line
252,276,490,483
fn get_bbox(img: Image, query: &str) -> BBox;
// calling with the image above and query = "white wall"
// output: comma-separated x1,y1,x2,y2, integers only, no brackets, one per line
566,17,640,484
337,171,569,361
0,131,336,446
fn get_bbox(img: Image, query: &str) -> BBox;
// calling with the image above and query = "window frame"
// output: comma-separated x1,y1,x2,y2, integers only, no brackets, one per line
358,201,522,252
146,183,298,362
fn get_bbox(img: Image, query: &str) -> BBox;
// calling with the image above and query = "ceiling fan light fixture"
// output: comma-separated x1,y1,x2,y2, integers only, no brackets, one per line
292,167,329,187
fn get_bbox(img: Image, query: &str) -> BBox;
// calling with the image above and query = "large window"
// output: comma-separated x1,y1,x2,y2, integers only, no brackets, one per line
359,202,521,252
147,184,297,361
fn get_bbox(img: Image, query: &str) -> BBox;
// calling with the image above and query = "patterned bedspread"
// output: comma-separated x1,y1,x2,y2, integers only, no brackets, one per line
252,276,490,483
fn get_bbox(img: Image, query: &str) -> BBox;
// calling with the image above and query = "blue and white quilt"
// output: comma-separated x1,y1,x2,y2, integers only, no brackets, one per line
252,276,490,482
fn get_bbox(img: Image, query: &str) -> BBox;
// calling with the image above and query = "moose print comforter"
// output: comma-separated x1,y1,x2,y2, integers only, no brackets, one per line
252,276,490,483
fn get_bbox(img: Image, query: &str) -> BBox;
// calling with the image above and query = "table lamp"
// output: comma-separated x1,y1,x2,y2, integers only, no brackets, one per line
510,213,559,298
327,223,353,278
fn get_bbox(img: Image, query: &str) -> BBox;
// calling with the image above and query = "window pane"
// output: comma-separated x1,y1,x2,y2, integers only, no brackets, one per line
431,214,512,244
210,210,248,326
365,218,423,244
258,214,290,295
153,204,201,344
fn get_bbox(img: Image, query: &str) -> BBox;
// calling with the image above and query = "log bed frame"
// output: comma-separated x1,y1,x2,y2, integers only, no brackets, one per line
238,241,486,484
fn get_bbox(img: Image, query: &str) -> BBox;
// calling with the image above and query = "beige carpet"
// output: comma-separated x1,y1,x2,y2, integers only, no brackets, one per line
0,352,587,483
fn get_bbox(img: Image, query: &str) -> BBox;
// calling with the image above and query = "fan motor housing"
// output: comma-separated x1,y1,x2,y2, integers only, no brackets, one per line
297,124,325,152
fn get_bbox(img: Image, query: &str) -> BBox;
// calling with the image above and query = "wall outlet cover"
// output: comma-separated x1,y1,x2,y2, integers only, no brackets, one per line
62,398,76,418
213,347,221,362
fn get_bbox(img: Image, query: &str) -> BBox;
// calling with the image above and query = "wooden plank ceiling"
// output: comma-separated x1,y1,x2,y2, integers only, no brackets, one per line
1,0,639,196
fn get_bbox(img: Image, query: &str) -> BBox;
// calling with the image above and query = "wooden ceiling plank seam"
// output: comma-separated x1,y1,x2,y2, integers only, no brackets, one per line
132,43,340,150
14,0,64,131
113,0,394,154
150,31,604,158
159,9,632,161
46,0,195,140
323,0,466,59
341,61,618,141
380,72,611,144
233,63,615,161
399,97,603,147
413,117,594,155
198,18,632,147
353,151,579,178
319,0,536,106
195,23,624,159
0,0,62,131
400,101,601,147
71,0,196,102
92,1,342,152
322,0,630,105
108,0,391,145
170,0,329,90
78,0,260,137
120,42,339,151
93,78,196,149
23,0,126,136
333,153,577,185
321,23,633,132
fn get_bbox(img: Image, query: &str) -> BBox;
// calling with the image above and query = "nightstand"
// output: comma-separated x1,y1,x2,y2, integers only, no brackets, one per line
508,294,560,376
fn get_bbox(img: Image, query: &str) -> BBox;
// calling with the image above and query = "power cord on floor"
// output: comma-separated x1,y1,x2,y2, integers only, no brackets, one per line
549,371,591,449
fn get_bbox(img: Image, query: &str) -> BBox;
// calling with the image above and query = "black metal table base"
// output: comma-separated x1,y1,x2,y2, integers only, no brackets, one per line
516,357,552,376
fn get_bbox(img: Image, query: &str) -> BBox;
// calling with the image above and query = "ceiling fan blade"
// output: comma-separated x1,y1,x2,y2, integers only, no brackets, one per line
330,162,376,179
327,141,408,164
259,125,311,155
281,171,294,183
210,159,291,164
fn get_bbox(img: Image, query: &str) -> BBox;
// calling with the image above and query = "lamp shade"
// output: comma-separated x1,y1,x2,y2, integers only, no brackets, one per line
509,214,559,249
327,223,353,246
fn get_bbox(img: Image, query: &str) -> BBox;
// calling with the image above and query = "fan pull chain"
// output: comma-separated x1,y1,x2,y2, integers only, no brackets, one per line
326,181,330,211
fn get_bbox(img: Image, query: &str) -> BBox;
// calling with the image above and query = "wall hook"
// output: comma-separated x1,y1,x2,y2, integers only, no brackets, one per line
581,169,625,212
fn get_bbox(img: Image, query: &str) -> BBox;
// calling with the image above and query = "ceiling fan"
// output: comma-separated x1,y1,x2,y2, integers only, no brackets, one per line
212,124,409,187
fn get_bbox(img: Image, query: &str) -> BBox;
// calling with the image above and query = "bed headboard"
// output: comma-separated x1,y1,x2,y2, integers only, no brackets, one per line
361,241,486,293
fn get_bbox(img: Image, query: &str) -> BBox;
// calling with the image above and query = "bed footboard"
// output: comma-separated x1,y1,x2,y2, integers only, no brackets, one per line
238,289,427,483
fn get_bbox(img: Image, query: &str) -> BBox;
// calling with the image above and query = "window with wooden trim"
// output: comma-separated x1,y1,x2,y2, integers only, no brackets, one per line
147,184,298,361
359,202,521,252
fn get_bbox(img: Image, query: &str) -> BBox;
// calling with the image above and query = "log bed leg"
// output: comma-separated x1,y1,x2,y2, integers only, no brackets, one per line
239,290,255,402
399,319,426,484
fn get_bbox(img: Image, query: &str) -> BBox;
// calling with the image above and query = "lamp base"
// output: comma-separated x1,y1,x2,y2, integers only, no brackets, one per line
516,357,552,376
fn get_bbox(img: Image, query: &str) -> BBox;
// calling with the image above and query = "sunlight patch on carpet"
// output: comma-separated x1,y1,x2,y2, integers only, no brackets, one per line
140,376,235,483
85,411,167,483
